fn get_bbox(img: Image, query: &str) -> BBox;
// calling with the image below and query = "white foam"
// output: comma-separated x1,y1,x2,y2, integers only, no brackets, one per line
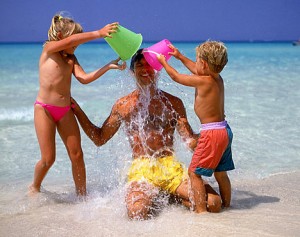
0,107,33,121
1,172,299,237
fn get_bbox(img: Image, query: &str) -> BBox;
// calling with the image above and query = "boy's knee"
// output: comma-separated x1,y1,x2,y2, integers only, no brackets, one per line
188,170,198,178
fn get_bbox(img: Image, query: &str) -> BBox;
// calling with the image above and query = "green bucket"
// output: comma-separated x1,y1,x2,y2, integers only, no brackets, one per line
105,25,143,61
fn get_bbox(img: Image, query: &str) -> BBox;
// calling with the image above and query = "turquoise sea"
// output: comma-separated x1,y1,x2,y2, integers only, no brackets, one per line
0,42,299,236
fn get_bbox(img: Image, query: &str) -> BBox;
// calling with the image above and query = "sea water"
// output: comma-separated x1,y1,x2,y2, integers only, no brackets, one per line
0,42,299,237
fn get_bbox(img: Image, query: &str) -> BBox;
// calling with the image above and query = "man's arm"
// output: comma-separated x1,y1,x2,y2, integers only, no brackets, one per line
71,98,122,146
172,98,199,151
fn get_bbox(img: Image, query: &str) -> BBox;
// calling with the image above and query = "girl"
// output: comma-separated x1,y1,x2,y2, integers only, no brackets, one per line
30,13,126,196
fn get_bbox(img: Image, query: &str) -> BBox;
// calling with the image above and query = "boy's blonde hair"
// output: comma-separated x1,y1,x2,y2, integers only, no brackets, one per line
196,41,228,73
47,14,83,41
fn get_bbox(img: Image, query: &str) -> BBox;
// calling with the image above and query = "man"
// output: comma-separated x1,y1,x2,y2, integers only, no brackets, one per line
72,49,221,220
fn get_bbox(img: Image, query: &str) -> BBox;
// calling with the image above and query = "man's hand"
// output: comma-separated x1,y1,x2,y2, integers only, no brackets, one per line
71,97,81,115
108,57,127,70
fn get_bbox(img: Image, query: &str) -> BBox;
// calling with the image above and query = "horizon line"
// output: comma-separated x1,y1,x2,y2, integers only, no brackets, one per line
0,40,297,44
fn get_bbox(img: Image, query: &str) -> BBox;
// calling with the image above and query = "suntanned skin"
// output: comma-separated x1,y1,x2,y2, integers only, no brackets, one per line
158,44,231,213
30,22,126,196
38,23,123,107
72,56,222,219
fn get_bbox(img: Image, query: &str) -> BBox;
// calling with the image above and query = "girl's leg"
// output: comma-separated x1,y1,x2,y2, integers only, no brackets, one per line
30,105,56,193
57,111,86,196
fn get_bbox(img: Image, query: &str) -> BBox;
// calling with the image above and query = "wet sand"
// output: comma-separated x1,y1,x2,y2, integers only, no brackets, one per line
1,171,299,237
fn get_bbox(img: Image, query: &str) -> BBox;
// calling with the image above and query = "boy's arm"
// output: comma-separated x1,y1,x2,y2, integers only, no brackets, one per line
169,44,197,74
158,55,202,87
177,54,197,74
73,57,126,84
71,98,122,146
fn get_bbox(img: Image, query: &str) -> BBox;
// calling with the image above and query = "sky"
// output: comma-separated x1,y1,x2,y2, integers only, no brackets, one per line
0,0,299,43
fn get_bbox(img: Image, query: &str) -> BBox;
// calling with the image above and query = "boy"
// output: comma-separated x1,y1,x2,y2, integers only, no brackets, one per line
157,41,234,213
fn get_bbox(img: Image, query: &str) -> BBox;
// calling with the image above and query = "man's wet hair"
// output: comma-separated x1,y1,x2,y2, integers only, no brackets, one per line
130,48,144,72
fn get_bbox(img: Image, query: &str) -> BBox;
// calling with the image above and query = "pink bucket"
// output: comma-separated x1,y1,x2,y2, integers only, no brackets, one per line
143,39,172,71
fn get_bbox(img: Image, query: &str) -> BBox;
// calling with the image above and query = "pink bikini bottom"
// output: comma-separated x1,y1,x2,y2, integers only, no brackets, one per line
34,100,74,122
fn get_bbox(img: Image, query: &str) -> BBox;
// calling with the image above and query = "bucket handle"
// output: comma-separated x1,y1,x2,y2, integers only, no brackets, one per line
142,50,161,56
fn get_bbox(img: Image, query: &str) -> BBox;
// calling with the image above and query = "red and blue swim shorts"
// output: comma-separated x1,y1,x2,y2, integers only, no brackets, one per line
189,121,235,177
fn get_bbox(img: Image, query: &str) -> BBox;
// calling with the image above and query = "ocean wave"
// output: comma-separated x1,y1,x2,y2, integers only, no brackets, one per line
0,107,33,121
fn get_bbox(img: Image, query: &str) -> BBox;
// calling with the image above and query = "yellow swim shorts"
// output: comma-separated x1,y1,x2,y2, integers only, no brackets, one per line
127,156,188,194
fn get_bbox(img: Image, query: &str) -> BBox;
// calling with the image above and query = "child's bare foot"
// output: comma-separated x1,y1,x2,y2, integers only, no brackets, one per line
28,184,40,196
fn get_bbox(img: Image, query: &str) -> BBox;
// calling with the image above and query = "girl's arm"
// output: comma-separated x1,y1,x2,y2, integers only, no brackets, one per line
44,22,119,54
73,57,126,84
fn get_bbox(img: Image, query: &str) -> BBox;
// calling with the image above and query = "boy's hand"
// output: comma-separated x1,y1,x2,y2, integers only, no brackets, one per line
157,54,167,65
108,57,126,70
99,22,119,38
168,44,182,60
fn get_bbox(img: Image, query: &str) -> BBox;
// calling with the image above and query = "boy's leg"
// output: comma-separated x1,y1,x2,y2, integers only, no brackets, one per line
214,171,231,207
57,111,86,196
188,171,207,213
175,179,221,212
30,105,56,193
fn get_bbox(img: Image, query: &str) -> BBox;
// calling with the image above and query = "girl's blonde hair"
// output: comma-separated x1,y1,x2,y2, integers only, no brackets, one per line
47,14,83,41
196,41,228,73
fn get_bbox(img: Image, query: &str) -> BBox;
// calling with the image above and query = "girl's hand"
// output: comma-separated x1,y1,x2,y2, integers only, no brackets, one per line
108,57,126,70
99,22,119,38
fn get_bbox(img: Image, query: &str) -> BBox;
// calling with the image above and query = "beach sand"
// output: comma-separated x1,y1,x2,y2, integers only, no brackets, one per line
1,171,299,237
